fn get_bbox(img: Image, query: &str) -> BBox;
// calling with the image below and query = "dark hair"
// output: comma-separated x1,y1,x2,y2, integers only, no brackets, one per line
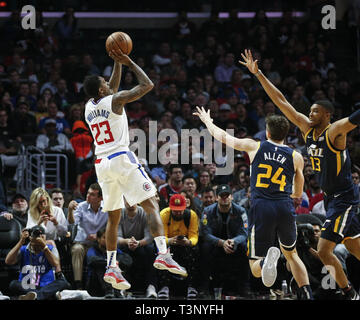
83,75,101,98
265,114,290,141
203,186,215,195
182,174,196,184
50,188,63,197
89,182,102,197
314,100,334,115
169,164,183,175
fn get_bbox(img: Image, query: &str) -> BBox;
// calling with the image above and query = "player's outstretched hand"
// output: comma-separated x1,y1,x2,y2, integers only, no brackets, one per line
239,49,259,75
193,106,213,124
108,48,132,66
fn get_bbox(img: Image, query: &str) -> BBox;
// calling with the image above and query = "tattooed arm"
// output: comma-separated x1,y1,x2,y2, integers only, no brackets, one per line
109,49,154,115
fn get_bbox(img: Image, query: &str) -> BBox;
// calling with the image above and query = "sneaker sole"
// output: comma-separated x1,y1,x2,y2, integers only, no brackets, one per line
262,247,281,287
153,261,188,277
103,275,131,290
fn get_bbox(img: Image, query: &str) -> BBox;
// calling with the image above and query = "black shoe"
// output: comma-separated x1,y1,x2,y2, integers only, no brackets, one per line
343,287,360,300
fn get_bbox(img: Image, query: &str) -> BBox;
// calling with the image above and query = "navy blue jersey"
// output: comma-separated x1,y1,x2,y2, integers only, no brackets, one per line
250,141,295,200
305,126,354,196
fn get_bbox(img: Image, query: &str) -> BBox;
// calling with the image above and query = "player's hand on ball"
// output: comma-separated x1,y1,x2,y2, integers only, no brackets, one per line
193,106,213,124
239,49,259,75
108,49,132,66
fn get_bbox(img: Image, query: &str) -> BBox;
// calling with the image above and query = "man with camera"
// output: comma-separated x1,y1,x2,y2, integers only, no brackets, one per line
157,194,199,299
295,215,342,299
5,226,70,300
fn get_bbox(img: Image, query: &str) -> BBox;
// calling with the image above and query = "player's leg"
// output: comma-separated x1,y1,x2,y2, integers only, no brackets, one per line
317,238,348,287
140,197,188,277
344,237,360,260
103,209,131,290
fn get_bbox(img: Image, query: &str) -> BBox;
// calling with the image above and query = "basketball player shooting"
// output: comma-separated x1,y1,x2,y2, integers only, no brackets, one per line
83,47,187,291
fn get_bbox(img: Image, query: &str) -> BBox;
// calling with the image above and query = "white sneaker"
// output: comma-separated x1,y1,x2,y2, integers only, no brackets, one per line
157,286,169,299
153,249,188,277
0,291,10,300
146,284,157,299
262,247,281,287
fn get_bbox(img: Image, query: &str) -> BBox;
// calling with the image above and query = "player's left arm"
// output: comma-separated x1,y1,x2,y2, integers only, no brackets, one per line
193,106,259,156
107,57,122,93
328,110,360,149
291,151,305,199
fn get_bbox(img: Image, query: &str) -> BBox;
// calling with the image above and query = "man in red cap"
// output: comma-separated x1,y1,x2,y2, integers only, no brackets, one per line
157,194,199,300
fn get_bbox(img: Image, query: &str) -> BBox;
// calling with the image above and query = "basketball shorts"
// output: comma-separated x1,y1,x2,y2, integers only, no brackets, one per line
247,198,297,259
94,150,156,211
321,186,360,244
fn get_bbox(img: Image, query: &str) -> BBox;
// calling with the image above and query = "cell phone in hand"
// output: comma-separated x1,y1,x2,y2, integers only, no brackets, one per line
177,235,185,240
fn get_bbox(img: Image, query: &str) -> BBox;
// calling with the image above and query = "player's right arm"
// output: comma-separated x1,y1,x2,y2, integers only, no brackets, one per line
109,49,154,115
193,106,259,159
291,150,305,199
239,49,311,136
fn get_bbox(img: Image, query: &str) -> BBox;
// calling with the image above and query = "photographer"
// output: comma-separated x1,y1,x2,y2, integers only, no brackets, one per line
294,215,341,300
5,226,70,300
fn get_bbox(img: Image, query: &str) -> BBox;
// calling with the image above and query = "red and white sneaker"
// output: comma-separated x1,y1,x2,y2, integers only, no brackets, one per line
153,249,188,277
103,266,131,290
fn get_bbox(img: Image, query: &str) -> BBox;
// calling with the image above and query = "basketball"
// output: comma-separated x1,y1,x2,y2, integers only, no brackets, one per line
105,31,133,55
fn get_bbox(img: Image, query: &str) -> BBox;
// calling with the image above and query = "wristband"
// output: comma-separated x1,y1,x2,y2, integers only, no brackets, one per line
254,69,262,77
348,109,360,126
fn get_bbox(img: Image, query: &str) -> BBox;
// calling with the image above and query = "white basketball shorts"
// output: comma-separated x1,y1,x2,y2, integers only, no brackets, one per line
94,150,156,211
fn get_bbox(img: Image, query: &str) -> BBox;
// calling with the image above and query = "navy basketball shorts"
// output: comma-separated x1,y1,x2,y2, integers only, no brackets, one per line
247,198,297,259
321,187,360,244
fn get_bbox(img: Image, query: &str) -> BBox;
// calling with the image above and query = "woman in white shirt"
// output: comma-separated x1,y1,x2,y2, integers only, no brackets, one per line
26,187,68,241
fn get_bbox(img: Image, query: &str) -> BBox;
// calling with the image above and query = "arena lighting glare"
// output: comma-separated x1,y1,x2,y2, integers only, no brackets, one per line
0,1,7,8
0,11,305,18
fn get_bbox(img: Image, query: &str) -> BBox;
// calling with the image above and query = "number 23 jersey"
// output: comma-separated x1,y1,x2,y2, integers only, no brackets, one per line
85,95,130,157
250,140,295,200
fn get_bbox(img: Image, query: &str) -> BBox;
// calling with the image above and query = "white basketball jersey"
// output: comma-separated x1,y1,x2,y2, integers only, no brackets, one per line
85,95,130,157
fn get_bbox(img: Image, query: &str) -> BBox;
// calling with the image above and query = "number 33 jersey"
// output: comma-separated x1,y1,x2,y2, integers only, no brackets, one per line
85,95,130,157
304,126,353,196
250,140,295,200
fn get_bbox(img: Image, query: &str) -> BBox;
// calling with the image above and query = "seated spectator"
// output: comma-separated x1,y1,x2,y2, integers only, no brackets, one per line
86,228,132,298
26,187,68,242
157,194,199,299
5,226,70,300
200,186,216,209
117,201,157,299
36,118,74,153
158,164,184,204
196,168,213,198
70,120,93,168
182,175,203,212
199,184,249,297
38,101,71,136
0,193,29,228
50,188,67,217
13,101,38,144
67,183,108,289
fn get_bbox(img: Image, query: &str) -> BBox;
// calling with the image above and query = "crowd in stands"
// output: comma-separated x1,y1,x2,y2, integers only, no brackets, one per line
0,3,360,299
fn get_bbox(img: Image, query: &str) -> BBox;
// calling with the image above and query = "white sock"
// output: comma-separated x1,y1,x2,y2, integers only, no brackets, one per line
154,236,167,254
107,251,117,267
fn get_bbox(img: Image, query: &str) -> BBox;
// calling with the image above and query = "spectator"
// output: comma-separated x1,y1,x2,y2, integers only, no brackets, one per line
86,228,132,298
38,101,71,135
172,10,196,44
214,53,239,84
158,164,184,204
201,186,216,209
117,201,158,299
49,188,67,217
70,120,93,169
13,101,38,143
54,78,75,111
26,187,68,242
0,193,29,228
182,175,203,212
157,194,199,299
36,118,74,152
67,183,108,289
152,42,172,73
5,226,70,300
199,184,249,297
196,168,212,198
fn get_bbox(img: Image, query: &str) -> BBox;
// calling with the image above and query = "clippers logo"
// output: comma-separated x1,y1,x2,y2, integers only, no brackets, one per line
175,199,181,205
143,182,151,191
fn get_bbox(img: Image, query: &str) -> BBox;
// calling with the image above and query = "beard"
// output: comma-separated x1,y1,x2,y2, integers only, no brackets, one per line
171,214,184,221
